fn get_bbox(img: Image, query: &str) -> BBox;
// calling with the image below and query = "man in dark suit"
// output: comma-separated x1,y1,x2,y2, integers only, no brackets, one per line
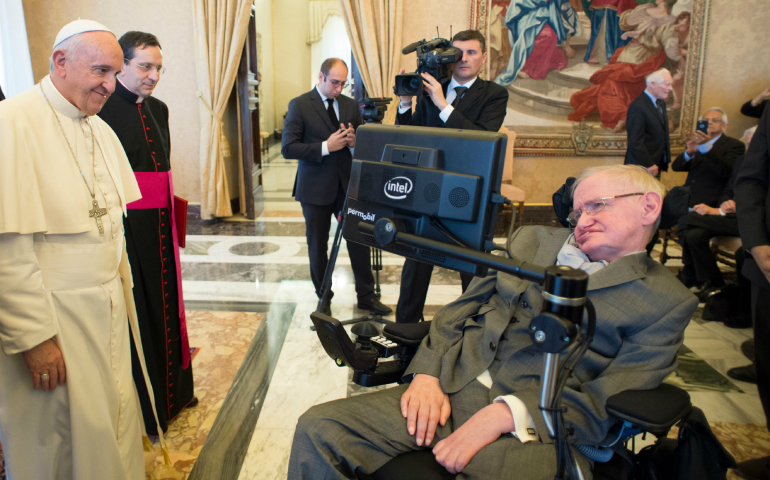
677,154,744,295
624,68,673,177
733,103,770,480
0,84,5,101
288,165,697,479
671,107,745,208
395,30,509,323
282,58,390,315
673,107,745,292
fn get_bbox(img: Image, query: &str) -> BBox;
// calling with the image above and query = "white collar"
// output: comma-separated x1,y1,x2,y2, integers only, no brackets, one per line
448,75,478,93
41,75,85,119
316,85,335,104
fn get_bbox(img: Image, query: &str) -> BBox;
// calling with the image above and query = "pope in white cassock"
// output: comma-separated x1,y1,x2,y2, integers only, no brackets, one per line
0,20,167,479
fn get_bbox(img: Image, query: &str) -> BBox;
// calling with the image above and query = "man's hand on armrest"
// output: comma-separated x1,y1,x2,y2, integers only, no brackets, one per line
432,403,514,474
400,373,451,447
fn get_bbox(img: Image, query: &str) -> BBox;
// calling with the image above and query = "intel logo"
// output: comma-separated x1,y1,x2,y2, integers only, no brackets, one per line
384,176,413,200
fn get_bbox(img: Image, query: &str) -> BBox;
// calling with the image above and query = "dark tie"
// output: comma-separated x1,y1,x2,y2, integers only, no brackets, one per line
326,99,339,127
656,99,665,121
451,86,468,108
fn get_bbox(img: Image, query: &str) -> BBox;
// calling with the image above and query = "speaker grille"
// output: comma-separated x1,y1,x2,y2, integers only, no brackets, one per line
420,250,446,264
448,187,470,208
361,173,374,192
361,234,377,245
423,183,440,203
350,170,359,189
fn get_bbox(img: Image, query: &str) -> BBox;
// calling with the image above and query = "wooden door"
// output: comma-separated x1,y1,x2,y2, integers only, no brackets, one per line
236,9,264,219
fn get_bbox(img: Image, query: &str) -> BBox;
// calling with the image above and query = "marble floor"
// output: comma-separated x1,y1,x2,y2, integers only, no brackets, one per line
1,142,766,480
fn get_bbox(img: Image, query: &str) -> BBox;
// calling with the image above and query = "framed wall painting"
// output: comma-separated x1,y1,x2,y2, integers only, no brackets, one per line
470,0,711,156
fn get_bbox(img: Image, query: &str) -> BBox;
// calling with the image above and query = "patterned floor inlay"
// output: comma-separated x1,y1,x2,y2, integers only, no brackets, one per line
145,310,263,480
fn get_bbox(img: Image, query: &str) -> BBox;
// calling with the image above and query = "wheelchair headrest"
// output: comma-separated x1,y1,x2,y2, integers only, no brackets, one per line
553,177,577,228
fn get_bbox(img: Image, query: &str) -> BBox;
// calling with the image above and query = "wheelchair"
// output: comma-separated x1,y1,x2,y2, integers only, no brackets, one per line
311,315,693,480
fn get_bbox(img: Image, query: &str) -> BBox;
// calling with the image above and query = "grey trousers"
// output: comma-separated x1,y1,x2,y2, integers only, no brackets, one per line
288,380,592,479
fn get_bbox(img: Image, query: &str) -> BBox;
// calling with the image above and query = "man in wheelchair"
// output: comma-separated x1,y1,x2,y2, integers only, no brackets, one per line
288,165,699,479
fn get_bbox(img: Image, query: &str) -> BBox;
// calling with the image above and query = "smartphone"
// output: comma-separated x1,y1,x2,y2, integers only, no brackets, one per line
696,120,709,134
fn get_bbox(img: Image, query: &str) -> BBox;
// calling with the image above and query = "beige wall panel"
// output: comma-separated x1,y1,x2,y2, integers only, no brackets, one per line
22,0,201,201
272,0,311,130
697,0,770,139
255,0,275,136
398,0,470,75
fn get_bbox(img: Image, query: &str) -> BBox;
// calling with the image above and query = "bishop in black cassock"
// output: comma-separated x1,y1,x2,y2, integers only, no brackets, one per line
98,32,195,435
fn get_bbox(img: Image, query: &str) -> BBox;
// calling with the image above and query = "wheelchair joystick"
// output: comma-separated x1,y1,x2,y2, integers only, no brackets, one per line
351,322,381,358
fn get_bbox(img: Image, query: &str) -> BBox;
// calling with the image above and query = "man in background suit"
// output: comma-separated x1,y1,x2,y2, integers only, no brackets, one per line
733,104,770,480
0,84,5,101
395,30,509,323
288,165,697,479
671,107,745,209
624,68,673,177
282,58,390,315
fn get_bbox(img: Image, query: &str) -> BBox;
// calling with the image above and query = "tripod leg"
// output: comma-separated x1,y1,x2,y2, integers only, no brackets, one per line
316,198,348,313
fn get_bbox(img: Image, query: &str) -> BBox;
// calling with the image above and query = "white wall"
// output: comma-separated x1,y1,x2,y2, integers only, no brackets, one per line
310,15,352,95
272,0,311,130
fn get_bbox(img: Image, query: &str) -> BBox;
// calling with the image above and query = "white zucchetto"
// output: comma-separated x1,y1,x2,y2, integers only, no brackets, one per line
53,19,113,49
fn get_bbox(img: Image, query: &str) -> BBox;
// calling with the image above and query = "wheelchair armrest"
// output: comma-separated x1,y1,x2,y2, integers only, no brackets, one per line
382,321,432,347
605,383,691,436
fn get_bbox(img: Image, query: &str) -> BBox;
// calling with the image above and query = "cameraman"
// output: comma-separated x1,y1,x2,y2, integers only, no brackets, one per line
395,30,509,323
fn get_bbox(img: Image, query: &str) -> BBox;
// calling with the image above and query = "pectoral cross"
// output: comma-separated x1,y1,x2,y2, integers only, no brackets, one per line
89,199,108,235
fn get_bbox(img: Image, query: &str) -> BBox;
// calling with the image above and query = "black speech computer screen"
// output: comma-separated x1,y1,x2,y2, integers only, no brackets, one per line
342,124,506,277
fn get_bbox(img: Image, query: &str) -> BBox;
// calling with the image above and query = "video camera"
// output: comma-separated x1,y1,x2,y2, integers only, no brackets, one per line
359,97,393,124
394,38,462,97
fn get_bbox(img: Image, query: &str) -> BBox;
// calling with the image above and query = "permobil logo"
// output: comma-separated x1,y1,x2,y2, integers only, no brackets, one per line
347,208,376,222
383,176,413,200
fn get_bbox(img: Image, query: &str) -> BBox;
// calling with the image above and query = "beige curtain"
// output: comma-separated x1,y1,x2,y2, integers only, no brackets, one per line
307,1,344,45
192,0,252,219
338,0,403,124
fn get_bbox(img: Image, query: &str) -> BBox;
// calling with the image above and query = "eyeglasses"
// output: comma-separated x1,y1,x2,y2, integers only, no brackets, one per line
135,63,166,75
702,117,723,124
568,193,644,227
323,73,347,88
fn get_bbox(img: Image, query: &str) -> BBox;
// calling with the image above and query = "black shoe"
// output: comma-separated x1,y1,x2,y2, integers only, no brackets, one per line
188,396,199,408
727,364,757,384
357,297,392,315
695,286,720,303
742,339,755,362
734,456,770,480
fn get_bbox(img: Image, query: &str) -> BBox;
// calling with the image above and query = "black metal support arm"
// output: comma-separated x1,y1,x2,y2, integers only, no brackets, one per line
361,219,547,283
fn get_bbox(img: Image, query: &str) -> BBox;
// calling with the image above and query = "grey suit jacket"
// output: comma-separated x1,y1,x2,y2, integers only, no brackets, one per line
405,226,698,445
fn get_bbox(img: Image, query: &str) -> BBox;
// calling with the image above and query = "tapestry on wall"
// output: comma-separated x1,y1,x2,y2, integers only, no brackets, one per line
470,0,711,156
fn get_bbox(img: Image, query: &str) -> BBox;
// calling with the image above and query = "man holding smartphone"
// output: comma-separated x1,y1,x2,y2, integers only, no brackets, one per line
282,58,391,316
672,107,745,209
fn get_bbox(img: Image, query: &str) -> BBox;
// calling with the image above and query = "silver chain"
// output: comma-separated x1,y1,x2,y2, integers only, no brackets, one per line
39,84,98,201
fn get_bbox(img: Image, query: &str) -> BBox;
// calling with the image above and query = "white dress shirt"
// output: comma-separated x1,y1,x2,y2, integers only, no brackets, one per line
398,76,479,123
